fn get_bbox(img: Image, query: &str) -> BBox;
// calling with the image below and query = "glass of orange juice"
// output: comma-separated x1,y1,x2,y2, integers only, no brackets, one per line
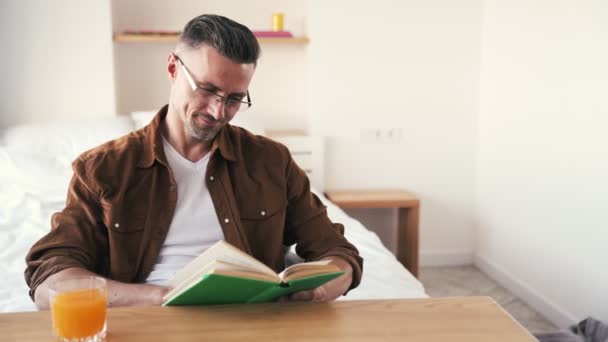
49,277,108,341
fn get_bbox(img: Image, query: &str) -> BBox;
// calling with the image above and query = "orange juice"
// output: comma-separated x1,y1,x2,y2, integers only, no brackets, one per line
51,288,107,339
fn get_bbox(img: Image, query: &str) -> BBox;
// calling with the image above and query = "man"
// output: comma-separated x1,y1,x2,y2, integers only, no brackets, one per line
25,14,362,309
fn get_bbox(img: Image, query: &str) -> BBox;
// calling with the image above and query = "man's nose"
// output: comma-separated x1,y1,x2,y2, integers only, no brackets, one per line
207,97,226,121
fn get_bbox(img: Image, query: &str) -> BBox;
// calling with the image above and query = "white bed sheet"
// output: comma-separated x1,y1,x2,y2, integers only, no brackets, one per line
1,116,136,313
0,118,426,313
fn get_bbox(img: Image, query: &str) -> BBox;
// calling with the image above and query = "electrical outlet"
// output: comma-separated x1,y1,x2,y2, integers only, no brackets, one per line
384,128,403,143
360,128,403,144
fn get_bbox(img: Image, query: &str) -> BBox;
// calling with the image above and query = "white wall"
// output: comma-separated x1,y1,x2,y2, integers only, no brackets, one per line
476,0,608,324
307,0,483,262
112,0,308,130
0,0,115,127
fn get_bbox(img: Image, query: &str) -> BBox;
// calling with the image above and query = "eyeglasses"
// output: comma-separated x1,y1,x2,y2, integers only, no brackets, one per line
174,54,252,112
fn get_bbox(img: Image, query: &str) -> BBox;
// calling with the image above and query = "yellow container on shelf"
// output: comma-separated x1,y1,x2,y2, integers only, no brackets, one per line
272,13,284,31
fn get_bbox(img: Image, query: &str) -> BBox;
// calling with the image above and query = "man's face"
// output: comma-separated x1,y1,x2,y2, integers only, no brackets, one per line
168,45,255,141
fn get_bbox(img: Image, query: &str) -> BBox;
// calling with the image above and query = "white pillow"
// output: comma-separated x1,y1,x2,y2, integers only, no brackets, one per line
0,115,136,201
2,115,135,159
130,110,266,136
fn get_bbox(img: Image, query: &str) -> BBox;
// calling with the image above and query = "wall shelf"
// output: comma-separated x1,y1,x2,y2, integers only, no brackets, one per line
113,33,309,44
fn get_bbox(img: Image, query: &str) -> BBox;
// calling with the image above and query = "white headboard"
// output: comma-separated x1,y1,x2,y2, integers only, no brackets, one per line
267,133,325,192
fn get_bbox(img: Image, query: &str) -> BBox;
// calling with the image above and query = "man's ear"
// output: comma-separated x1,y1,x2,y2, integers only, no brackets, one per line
167,53,178,82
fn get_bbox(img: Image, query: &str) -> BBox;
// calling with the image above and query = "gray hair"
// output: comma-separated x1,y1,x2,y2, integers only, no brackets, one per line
179,14,261,66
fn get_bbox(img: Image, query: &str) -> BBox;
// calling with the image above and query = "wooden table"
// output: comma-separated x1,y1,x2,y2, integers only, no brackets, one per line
0,297,536,341
325,189,420,277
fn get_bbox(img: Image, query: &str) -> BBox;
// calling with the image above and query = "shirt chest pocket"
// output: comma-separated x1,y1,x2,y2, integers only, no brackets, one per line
239,199,288,263
239,200,287,229
101,199,147,233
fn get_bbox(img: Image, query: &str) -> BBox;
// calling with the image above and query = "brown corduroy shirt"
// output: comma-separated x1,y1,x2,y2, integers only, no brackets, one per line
24,106,363,300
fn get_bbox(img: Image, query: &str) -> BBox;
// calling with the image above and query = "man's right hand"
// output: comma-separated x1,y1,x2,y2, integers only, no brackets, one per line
34,267,172,310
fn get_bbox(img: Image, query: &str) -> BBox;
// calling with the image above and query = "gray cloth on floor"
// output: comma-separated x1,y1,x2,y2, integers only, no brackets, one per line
571,318,608,342
536,318,608,342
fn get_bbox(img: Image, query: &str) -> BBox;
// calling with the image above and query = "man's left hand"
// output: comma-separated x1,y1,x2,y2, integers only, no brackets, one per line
278,256,353,303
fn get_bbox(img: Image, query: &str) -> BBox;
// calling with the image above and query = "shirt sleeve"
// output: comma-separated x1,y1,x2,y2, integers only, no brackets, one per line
24,157,108,301
282,154,364,292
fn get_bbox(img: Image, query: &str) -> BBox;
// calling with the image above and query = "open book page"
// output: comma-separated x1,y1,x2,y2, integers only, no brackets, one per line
163,260,280,302
168,240,277,288
208,260,280,282
163,260,218,301
278,260,341,283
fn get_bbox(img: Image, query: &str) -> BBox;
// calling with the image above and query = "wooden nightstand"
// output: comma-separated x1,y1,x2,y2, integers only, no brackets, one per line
325,189,420,277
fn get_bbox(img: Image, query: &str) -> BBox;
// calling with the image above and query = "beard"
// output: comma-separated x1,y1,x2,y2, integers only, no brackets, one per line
184,113,223,141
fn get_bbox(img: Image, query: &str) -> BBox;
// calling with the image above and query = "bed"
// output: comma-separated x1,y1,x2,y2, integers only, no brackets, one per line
0,112,426,313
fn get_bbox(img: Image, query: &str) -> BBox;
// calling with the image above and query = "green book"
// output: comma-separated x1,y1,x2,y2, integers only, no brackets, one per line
162,241,344,306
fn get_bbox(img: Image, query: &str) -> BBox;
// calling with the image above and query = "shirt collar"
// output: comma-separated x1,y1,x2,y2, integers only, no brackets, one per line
137,105,238,168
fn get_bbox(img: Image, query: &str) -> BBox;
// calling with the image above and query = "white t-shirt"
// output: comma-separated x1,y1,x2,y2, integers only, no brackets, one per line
145,137,225,285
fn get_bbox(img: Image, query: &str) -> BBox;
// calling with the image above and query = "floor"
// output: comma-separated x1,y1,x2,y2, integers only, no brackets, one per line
419,265,559,334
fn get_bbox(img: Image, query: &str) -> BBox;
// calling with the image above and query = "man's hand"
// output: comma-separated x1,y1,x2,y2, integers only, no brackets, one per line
279,256,353,303
34,267,171,310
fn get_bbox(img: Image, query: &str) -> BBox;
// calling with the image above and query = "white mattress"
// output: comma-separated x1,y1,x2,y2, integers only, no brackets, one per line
0,117,426,313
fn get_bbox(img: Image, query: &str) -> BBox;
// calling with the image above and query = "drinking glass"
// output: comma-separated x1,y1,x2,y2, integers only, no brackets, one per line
49,277,107,341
